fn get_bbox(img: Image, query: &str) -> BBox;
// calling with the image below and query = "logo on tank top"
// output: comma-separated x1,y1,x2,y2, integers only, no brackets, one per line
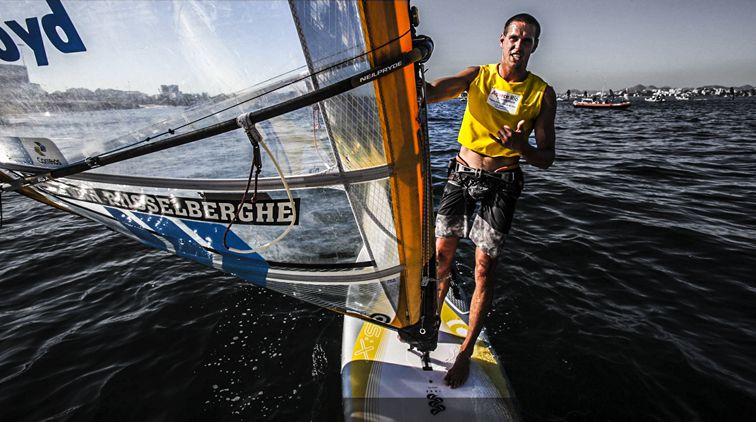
486,88,521,114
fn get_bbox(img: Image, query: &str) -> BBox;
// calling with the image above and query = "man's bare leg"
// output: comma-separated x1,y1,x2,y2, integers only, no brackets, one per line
444,247,497,388
436,236,459,313
396,237,459,344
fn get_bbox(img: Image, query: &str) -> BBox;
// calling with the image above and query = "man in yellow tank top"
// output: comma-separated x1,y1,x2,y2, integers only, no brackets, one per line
426,13,556,388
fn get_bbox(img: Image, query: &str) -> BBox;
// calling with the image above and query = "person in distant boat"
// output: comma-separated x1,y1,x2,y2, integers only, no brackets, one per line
424,13,556,388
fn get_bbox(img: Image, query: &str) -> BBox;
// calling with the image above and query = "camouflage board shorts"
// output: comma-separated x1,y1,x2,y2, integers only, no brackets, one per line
435,160,524,259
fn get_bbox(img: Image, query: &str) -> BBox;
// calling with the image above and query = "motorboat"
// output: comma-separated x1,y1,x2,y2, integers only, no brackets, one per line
572,97,631,109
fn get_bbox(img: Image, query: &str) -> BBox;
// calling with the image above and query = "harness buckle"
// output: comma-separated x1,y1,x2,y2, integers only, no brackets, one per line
455,161,516,182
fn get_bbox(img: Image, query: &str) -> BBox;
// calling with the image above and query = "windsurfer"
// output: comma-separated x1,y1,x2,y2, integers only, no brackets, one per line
425,13,556,388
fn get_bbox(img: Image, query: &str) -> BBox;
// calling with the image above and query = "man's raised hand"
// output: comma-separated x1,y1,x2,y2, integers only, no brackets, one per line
491,120,527,153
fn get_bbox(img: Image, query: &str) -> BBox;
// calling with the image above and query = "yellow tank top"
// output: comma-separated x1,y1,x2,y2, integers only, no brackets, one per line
457,64,548,157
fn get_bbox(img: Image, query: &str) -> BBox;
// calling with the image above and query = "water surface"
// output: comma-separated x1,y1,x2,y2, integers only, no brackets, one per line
1,97,755,421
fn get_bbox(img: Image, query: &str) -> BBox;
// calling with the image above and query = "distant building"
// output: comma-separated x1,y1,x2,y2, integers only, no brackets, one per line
160,84,180,99
0,63,51,114
0,63,30,86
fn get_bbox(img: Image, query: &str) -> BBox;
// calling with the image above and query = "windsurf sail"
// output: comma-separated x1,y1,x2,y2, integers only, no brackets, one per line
0,1,437,349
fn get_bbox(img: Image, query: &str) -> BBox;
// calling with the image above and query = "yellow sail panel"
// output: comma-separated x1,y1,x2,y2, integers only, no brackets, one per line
358,0,426,328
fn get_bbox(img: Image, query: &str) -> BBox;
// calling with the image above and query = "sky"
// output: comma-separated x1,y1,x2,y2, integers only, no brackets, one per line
2,0,304,95
3,0,754,94
413,0,756,91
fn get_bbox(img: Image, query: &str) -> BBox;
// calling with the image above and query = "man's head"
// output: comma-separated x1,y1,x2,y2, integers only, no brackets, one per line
504,13,541,40
500,13,541,71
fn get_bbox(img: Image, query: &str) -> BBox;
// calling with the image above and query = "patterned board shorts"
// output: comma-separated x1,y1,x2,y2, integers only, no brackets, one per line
435,161,524,259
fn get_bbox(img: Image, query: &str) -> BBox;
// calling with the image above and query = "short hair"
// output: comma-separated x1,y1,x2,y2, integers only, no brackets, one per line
504,13,541,39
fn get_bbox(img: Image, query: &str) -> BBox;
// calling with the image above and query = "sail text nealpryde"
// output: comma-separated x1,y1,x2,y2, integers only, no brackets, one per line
39,183,299,225
357,60,403,84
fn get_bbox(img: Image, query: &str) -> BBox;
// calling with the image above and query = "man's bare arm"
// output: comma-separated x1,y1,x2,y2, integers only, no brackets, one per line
425,66,479,103
523,85,556,169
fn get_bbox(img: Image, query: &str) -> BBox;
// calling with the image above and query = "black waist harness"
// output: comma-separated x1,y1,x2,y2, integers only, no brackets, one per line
452,161,519,182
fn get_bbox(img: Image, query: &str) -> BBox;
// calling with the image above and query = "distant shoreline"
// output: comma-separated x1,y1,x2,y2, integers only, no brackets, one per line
560,84,754,97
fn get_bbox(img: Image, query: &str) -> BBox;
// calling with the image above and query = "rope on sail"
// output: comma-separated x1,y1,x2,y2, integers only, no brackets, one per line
222,118,297,255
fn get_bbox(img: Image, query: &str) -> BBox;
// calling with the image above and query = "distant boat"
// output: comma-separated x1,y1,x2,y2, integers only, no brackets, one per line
645,94,666,102
572,98,631,109
458,91,467,102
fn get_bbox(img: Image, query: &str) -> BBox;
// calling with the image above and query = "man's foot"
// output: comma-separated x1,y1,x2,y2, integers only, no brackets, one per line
444,352,471,388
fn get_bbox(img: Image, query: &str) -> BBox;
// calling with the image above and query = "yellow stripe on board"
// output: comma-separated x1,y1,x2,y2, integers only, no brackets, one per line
440,303,514,398
351,319,386,362
348,319,387,399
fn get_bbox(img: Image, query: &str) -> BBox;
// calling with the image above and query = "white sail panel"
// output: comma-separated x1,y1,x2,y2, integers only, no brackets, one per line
1,0,431,330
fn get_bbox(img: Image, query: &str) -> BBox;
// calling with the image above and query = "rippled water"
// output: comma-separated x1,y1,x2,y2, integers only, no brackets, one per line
2,97,755,421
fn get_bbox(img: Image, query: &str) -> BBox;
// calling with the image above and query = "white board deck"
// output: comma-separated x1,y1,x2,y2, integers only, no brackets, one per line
341,292,520,421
